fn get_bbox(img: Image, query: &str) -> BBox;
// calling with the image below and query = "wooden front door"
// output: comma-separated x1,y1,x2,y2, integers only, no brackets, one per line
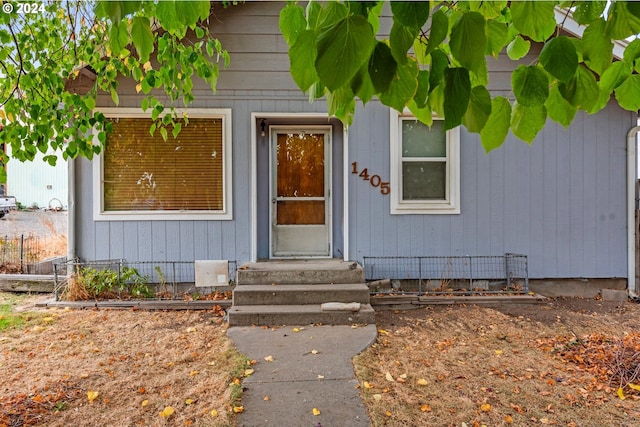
270,127,331,257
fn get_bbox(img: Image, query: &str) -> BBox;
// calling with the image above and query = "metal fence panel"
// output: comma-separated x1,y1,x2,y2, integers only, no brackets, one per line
54,259,237,301
363,253,528,294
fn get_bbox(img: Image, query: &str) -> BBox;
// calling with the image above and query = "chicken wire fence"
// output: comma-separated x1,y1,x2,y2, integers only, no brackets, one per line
363,253,528,295
53,259,237,301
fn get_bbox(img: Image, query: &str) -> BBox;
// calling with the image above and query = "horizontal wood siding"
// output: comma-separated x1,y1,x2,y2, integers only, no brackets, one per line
348,101,634,279
76,2,635,279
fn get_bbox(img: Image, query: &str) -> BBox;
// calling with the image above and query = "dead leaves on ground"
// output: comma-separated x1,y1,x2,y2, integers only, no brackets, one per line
0,380,83,426
0,308,243,426
538,332,640,402
356,307,640,426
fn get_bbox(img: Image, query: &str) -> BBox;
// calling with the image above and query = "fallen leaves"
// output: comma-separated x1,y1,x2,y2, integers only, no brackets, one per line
312,407,321,416
159,406,175,418
87,390,99,403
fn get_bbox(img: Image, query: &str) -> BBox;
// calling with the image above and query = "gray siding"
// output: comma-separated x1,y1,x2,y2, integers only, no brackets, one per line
348,101,634,279
73,1,635,279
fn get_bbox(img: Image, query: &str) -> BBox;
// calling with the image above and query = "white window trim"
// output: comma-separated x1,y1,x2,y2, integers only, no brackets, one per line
390,110,460,215
93,108,233,221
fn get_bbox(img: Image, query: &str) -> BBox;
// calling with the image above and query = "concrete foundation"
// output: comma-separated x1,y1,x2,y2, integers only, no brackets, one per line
529,278,627,298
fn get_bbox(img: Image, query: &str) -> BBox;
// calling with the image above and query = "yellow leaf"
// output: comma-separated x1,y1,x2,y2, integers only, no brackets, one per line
135,83,142,93
43,317,54,323
617,387,626,400
420,404,432,412
293,327,300,332
189,370,199,376
263,395,270,401
312,407,321,416
481,403,491,412
233,406,244,413
185,399,194,405
311,349,319,355
186,327,197,333
317,375,325,379
264,355,274,362
159,406,175,418
210,409,218,417
504,414,513,423
363,381,374,389
373,394,382,401
245,368,255,376
87,391,99,402
495,350,503,355
143,61,153,72
629,383,640,391
399,373,407,379
416,378,429,386
385,410,392,417
142,400,149,407
378,329,389,335
385,372,394,382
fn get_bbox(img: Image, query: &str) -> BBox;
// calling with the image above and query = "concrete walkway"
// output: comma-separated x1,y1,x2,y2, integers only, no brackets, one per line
227,324,378,427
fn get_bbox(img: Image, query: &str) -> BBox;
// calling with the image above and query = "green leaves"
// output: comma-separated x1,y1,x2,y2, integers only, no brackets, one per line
289,30,318,91
539,37,578,83
131,17,154,63
443,68,471,130
315,15,374,90
480,97,511,153
510,1,556,42
450,12,486,74
512,66,549,107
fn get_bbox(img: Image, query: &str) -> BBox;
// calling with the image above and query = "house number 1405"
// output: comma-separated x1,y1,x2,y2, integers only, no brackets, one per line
351,162,390,195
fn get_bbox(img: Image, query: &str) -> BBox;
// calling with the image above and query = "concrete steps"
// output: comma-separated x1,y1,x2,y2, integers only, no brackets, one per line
232,283,371,306
228,303,375,326
228,260,374,326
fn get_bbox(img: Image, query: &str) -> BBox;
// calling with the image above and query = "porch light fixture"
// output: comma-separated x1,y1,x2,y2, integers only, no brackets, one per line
260,119,266,137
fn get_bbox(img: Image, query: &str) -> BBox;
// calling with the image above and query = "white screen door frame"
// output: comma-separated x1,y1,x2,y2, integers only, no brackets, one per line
269,126,332,258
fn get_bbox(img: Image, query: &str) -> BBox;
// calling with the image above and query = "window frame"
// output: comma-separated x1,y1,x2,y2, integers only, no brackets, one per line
390,110,460,215
93,108,233,221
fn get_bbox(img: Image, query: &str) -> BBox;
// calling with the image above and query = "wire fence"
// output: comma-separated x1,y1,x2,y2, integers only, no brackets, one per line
0,234,39,273
363,253,528,295
53,259,237,301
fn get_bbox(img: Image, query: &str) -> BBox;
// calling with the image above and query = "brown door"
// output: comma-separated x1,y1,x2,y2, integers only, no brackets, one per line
271,127,331,257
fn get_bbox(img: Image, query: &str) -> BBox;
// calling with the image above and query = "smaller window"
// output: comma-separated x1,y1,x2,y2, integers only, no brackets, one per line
390,110,460,214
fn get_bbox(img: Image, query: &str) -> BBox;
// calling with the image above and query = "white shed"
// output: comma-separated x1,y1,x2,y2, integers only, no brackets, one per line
6,145,68,210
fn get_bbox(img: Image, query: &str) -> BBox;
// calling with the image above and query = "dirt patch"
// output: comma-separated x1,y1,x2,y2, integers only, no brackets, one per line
355,297,640,427
0,297,245,427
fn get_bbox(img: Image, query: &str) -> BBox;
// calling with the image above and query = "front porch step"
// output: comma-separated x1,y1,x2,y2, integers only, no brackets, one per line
232,283,370,306
227,304,375,326
237,260,364,285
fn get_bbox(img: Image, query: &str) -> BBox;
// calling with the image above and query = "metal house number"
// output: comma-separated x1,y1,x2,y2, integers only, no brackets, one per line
351,162,390,195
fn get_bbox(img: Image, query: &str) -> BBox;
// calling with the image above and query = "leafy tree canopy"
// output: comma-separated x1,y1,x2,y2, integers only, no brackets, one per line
1,0,640,182
0,0,228,178
283,0,640,152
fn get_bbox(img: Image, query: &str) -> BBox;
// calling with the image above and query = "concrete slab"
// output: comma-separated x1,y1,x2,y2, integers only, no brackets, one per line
601,288,628,302
227,324,377,427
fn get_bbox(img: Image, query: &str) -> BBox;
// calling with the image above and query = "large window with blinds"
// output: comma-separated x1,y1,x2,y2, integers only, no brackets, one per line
93,109,233,220
390,110,460,215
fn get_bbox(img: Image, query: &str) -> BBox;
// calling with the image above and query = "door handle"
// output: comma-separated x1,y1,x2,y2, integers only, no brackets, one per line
272,198,276,204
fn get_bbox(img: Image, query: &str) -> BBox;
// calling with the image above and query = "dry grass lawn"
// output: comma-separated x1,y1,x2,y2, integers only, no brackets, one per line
2,293,640,427
0,293,245,427
355,298,640,427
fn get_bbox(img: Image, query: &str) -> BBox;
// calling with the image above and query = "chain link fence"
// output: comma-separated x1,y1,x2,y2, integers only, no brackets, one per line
53,259,237,301
363,253,528,295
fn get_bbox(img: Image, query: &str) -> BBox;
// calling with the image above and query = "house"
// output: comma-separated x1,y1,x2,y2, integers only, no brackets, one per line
67,2,639,299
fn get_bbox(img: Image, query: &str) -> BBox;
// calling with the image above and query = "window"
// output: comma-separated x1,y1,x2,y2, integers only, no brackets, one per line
390,110,460,214
93,108,232,220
